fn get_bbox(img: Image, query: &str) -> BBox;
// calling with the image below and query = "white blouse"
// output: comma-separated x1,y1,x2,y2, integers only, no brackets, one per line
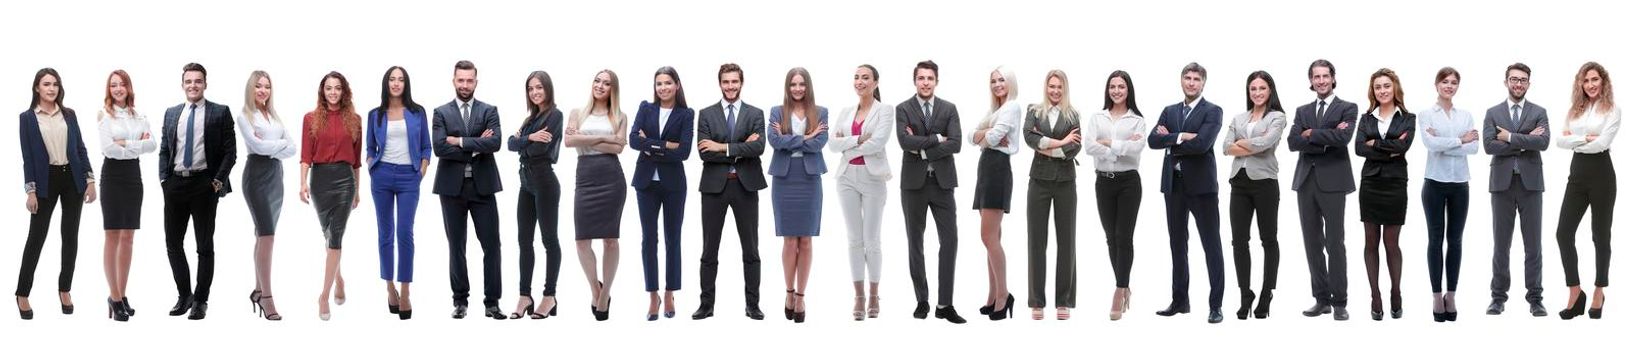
576,114,617,156
973,100,1023,154
1081,109,1146,172
239,111,297,159
382,119,411,165
1557,104,1622,154
98,106,158,160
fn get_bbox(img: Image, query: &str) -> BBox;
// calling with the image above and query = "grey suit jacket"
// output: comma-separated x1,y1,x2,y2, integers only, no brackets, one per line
1483,100,1550,192
1287,97,1359,193
895,97,962,190
1022,105,1082,181
1222,110,1287,180
696,101,768,193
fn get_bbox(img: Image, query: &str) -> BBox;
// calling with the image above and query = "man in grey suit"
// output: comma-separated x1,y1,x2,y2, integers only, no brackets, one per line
431,60,506,320
896,60,966,324
1287,59,1357,321
1483,63,1550,317
693,63,768,320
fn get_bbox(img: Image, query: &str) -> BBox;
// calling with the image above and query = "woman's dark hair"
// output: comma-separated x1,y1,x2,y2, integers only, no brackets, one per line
30,68,63,109
653,66,688,110
860,64,882,101
1102,70,1143,117
374,66,425,122
1245,70,1285,114
524,70,556,124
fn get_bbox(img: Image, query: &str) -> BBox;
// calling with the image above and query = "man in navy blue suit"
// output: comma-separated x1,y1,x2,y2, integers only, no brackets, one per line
1147,63,1226,324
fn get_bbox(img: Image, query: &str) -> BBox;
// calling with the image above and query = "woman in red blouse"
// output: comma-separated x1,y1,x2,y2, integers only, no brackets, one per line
300,71,363,320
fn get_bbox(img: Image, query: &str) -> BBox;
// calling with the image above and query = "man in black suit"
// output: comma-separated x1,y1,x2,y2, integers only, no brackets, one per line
1287,59,1358,321
895,60,966,324
159,62,236,320
1147,63,1226,323
431,60,505,320
693,63,768,320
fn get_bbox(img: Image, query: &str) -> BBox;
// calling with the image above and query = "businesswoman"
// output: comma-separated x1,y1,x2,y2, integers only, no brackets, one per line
630,67,694,321
1022,70,1081,321
368,66,431,320
507,71,564,320
768,67,827,323
98,69,156,321
565,69,628,321
240,70,296,321
18,68,97,320
300,71,363,321
971,67,1022,321
1221,71,1287,320
1083,70,1146,321
1556,62,1620,320
1419,67,1477,322
830,64,892,321
1354,68,1415,321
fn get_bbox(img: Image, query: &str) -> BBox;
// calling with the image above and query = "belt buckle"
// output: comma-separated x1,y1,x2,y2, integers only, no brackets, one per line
178,170,192,177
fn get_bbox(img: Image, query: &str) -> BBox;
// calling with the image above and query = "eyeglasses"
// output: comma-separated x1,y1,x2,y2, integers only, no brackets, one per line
1507,77,1531,84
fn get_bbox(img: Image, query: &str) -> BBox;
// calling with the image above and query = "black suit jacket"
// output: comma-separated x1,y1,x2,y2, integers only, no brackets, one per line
696,101,767,193
629,101,694,192
1147,98,1223,194
431,99,503,196
1354,110,1416,178
159,100,237,196
895,97,961,190
1287,97,1359,193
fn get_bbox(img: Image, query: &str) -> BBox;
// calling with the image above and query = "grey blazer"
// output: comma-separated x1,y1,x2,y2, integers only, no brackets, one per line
696,101,768,193
1222,110,1287,180
1022,105,1082,181
1483,100,1550,192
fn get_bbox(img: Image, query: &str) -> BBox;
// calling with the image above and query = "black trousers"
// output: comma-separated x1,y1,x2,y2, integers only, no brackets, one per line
637,181,686,292
1095,171,1141,288
517,165,561,296
1297,176,1349,307
698,178,761,307
1229,173,1280,293
163,174,219,302
902,174,958,306
1164,171,1224,309
16,165,82,297
1558,152,1616,287
1422,179,1469,293
441,178,502,307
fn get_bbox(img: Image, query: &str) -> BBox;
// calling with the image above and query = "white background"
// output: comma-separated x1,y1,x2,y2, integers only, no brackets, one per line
2,0,1629,348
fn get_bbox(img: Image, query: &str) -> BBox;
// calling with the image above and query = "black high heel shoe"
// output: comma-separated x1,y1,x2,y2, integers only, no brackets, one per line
1560,290,1586,320
534,297,556,319
256,296,282,321
16,297,31,320
1589,294,1605,319
249,290,262,313
60,292,74,315
107,298,130,322
1390,291,1403,319
784,289,796,320
989,294,1015,321
1370,294,1384,321
1237,289,1256,320
792,292,806,323
979,303,994,315
1253,290,1273,319
511,296,535,319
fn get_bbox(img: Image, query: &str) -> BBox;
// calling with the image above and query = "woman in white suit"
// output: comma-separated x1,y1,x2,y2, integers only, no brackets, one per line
830,64,894,321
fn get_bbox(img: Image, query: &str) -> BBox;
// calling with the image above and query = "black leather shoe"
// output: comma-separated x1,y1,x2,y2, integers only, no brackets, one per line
1207,308,1224,324
1301,302,1331,317
1529,302,1547,317
168,296,192,316
1486,301,1504,315
186,301,208,320
122,297,135,316
1155,300,1190,316
934,305,966,324
913,301,930,319
485,305,505,320
745,305,765,320
692,304,714,320
1333,306,1350,321
451,303,469,319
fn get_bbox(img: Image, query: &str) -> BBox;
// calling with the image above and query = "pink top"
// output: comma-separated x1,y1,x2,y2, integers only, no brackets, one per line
848,118,866,165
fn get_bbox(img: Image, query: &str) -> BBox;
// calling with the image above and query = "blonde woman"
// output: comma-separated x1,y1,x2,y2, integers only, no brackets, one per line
970,67,1021,321
830,64,893,320
1022,70,1080,321
1556,62,1620,320
239,70,296,321
98,69,157,321
565,69,629,321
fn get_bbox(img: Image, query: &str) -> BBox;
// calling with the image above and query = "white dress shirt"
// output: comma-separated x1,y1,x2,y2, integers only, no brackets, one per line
1418,104,1480,183
1082,109,1145,172
99,106,159,160
974,100,1023,154
239,110,297,159
173,99,210,172
1557,103,1622,154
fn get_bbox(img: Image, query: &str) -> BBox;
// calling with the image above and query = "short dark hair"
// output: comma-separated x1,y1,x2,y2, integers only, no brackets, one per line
454,60,478,74
1181,62,1207,80
1507,62,1531,76
1435,67,1461,83
914,60,939,79
182,62,207,79
718,63,743,82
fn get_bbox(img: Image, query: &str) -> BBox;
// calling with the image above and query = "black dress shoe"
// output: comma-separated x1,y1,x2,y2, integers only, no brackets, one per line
186,301,208,320
913,301,930,319
1486,301,1504,315
1333,306,1350,321
692,304,714,320
1301,302,1331,317
1207,308,1224,324
451,304,469,319
485,306,506,320
1155,300,1190,316
745,305,765,320
1529,302,1547,317
934,306,966,324
169,296,193,316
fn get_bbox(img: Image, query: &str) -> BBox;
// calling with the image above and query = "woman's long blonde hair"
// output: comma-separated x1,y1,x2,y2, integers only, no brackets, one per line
1029,69,1074,122
1569,61,1615,119
572,69,623,131
982,66,1019,129
243,70,282,123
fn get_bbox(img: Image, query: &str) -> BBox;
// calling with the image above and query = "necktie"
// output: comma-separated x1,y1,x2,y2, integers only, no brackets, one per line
183,104,198,170
1511,104,1521,126
1316,100,1328,121
921,101,933,128
726,104,737,138
1181,104,1193,124
461,102,472,131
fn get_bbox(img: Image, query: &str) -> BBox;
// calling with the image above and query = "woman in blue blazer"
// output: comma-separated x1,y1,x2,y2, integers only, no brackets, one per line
767,67,827,323
17,68,97,320
629,66,695,320
366,66,433,320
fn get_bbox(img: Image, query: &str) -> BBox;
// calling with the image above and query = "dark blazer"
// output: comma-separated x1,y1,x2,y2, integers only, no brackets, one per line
767,106,829,177
1287,97,1360,194
158,100,237,196
19,109,94,197
696,101,768,193
1483,101,1550,192
1147,98,1224,194
506,108,564,165
629,101,694,191
366,107,434,174
1354,110,1416,178
895,97,961,190
1022,105,1082,181
431,99,503,196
